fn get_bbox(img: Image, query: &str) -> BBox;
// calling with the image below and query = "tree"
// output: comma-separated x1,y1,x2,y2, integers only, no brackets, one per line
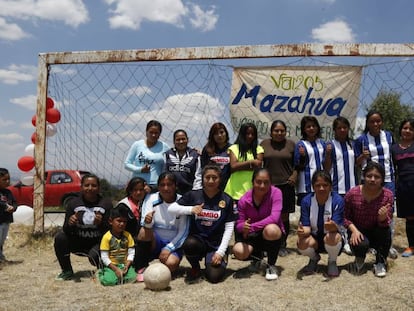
365,89,414,140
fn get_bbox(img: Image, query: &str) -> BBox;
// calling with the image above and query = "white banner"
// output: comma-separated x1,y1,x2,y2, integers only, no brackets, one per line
229,66,362,141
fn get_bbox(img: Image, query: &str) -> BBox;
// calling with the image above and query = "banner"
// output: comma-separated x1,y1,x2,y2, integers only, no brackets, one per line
230,66,362,142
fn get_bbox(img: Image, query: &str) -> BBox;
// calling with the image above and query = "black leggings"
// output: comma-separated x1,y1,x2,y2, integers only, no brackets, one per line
54,231,101,272
182,235,226,284
349,226,391,264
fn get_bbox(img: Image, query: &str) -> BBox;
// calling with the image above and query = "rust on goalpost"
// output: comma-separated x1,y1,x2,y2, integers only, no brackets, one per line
32,43,414,234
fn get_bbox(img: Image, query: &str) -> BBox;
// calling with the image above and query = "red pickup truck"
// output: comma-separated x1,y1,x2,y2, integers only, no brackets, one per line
8,170,90,208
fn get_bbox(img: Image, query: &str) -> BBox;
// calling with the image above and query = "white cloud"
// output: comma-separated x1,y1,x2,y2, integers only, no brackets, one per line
0,117,15,127
311,19,355,43
105,0,217,32
123,86,152,97
0,132,24,141
189,4,218,32
10,94,37,110
0,64,37,84
0,0,89,28
0,17,28,40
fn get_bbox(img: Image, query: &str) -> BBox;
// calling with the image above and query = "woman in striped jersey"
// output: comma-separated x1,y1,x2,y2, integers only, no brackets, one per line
294,116,326,206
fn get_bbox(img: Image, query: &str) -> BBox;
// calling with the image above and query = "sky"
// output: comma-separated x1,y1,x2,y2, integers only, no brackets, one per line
1,0,414,181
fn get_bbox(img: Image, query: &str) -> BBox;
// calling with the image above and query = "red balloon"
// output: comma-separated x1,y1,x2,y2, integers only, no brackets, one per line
17,156,35,172
46,97,55,109
46,108,61,123
31,132,37,144
31,115,36,126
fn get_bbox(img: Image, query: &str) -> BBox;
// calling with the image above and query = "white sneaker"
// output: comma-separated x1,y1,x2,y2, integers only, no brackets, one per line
265,265,278,281
343,243,353,256
373,262,387,278
388,247,398,259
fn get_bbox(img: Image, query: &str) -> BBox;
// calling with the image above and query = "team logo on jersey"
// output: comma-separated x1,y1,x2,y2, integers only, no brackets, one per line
196,209,221,221
218,200,226,209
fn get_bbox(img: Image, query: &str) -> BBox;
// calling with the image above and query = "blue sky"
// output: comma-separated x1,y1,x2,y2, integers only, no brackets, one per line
1,0,414,179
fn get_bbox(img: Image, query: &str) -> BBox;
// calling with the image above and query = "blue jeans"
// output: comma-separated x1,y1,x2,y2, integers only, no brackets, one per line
0,222,10,260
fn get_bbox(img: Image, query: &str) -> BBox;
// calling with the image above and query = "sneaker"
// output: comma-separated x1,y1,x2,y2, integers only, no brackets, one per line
55,270,74,281
373,262,387,278
303,254,320,275
327,261,339,277
185,268,201,284
368,248,377,255
265,265,278,281
136,267,145,282
402,247,414,258
278,248,289,257
388,247,398,259
343,243,353,256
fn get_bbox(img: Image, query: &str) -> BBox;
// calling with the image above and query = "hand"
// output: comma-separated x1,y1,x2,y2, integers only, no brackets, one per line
144,210,155,224
122,265,130,275
68,211,79,226
94,211,103,225
362,146,370,159
326,143,333,155
211,252,222,266
350,230,364,246
159,249,171,264
324,219,338,233
297,222,309,238
141,164,151,173
242,218,251,239
6,204,14,213
191,203,203,215
251,159,262,169
378,203,391,222
114,266,123,279
299,145,306,156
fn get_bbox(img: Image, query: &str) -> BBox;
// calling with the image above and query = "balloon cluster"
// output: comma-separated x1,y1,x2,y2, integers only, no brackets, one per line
17,97,61,185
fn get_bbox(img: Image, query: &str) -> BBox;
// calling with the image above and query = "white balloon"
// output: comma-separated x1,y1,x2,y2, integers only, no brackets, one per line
46,123,57,137
13,205,34,225
24,143,35,156
20,172,34,186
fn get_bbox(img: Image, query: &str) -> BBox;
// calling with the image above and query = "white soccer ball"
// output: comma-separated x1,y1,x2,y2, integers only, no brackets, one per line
143,262,171,291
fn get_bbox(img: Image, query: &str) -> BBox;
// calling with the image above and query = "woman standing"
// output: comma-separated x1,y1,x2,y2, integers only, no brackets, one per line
224,123,264,201
232,168,284,280
54,174,113,281
260,120,296,256
391,119,414,257
344,162,393,278
201,122,231,191
294,116,326,206
165,129,202,195
124,120,169,192
169,165,236,284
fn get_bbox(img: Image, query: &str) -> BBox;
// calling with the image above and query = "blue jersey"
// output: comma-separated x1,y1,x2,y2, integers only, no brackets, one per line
300,192,344,235
328,139,357,195
355,130,394,183
176,189,236,248
294,138,326,194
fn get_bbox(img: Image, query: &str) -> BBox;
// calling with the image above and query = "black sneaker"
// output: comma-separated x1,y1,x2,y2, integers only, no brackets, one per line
185,268,201,284
55,270,74,281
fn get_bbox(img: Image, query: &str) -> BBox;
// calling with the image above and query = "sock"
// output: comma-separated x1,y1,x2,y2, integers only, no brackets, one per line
325,241,342,262
299,247,318,260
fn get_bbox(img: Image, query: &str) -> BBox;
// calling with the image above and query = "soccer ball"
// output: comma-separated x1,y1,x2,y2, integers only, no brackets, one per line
143,262,171,291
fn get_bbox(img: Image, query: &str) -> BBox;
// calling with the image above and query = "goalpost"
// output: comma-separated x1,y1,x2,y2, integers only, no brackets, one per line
32,43,414,234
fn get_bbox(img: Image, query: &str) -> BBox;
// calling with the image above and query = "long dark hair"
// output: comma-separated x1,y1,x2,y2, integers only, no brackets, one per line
398,118,414,138
125,177,146,197
333,116,352,148
146,120,162,133
300,116,321,140
363,110,383,134
234,123,258,160
205,122,229,156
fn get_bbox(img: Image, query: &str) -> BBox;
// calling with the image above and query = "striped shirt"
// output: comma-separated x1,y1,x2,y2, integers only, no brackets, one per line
328,139,357,194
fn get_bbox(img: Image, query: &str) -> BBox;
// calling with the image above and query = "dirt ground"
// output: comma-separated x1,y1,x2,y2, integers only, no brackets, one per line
0,218,413,311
